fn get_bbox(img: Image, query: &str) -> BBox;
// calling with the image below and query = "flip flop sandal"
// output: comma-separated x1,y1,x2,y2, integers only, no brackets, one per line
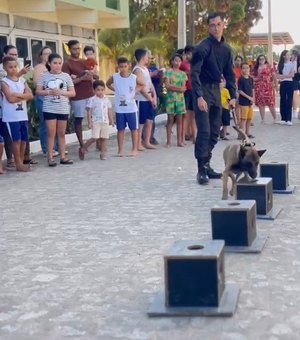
6,161,16,169
60,158,73,165
48,159,57,167
23,158,39,165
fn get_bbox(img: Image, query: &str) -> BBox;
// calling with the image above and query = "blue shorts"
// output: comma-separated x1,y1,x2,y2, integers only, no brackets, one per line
6,121,29,142
137,101,154,124
116,112,138,131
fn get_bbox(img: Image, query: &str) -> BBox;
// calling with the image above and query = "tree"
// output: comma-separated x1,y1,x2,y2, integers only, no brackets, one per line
190,0,263,45
98,0,263,62
98,0,172,61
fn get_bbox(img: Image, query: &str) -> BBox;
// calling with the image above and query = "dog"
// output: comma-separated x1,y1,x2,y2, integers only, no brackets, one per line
222,126,266,200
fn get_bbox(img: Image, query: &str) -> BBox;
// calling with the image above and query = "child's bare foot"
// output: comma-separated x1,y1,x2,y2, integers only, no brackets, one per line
127,150,138,157
116,152,124,157
144,143,156,150
0,167,6,174
138,145,145,151
16,164,30,172
100,154,107,160
177,142,185,147
165,143,171,148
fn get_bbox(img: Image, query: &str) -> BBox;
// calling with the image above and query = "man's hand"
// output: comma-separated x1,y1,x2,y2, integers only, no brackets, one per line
151,97,157,109
229,99,236,108
81,72,93,81
197,97,208,112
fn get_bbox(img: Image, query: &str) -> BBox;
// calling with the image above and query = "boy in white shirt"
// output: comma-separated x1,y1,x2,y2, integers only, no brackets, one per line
106,57,144,157
81,80,114,160
1,56,33,172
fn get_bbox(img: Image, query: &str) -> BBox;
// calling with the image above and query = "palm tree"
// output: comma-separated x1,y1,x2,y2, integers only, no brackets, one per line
98,29,169,62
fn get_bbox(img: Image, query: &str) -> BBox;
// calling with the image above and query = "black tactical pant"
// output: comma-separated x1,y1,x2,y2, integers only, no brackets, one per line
194,83,221,164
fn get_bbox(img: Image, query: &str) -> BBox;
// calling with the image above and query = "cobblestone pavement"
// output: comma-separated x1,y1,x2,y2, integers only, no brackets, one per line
1,113,300,340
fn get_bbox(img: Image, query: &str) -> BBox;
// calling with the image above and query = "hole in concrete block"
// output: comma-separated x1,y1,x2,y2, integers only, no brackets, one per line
228,202,240,206
187,244,204,250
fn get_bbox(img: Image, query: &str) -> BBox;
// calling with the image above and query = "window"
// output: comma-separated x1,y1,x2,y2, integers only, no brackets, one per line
46,41,57,53
106,0,120,10
62,42,70,61
16,37,29,63
0,35,7,60
16,37,58,66
31,39,43,66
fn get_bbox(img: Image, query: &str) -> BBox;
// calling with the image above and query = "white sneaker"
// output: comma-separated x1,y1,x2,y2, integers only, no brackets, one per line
293,111,298,118
286,121,293,126
53,150,59,157
276,120,286,125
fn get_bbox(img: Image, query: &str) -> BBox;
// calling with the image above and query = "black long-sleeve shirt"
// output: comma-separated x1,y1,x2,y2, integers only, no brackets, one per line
191,34,236,99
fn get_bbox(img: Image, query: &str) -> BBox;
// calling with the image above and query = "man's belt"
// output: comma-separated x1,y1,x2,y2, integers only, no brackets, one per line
201,81,220,89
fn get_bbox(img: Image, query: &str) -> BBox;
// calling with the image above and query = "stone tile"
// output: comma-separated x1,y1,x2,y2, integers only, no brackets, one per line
1,113,300,339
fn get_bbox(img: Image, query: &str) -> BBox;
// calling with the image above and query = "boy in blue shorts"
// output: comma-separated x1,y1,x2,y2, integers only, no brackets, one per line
106,57,143,157
1,56,33,171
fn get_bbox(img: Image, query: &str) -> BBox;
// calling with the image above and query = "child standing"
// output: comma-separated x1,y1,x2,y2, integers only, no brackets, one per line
106,57,142,157
1,56,33,172
238,62,255,138
36,53,75,166
80,80,114,160
220,77,231,140
164,54,187,147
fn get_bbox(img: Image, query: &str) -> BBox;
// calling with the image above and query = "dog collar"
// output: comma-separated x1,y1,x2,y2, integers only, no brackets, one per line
241,140,255,148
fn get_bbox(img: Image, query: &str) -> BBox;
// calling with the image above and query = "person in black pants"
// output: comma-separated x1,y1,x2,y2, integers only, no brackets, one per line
277,50,295,125
191,12,236,185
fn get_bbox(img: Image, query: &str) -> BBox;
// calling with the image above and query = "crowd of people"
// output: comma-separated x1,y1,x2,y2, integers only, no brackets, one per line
0,13,300,181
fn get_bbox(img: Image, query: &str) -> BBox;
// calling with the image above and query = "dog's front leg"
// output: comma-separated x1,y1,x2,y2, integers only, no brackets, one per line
229,172,236,197
222,170,229,200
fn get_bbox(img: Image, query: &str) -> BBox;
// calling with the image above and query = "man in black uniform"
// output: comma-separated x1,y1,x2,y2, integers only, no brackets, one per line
191,12,236,185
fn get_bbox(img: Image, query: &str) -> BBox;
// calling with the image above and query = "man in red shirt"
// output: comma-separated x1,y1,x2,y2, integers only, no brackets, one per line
62,40,98,159
180,45,196,143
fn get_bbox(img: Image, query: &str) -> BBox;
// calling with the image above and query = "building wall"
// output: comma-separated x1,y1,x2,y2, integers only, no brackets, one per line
0,13,97,67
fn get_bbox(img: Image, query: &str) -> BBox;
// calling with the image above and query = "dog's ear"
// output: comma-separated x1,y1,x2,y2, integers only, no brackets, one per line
257,149,267,158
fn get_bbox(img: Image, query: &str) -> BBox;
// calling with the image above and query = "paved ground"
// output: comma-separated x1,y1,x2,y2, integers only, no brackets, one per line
1,112,300,340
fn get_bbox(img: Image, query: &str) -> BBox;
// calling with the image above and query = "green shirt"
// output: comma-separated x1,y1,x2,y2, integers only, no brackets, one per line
164,69,187,103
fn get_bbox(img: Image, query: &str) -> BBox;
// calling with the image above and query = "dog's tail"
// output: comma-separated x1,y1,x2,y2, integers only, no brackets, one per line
232,125,249,142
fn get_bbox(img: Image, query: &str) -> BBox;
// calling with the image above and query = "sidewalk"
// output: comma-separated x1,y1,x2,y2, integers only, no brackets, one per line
1,111,300,340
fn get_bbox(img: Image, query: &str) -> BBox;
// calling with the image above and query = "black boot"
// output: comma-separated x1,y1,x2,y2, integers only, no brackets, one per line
196,159,209,185
205,162,222,179
205,153,222,179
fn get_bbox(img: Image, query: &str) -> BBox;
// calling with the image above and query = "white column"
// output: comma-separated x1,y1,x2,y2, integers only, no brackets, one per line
267,0,273,64
177,0,186,49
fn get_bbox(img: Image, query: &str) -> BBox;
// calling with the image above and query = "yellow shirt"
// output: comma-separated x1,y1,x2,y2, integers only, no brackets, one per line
221,88,230,110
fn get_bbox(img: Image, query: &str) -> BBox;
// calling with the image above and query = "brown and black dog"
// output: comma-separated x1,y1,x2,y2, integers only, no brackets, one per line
222,126,266,200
